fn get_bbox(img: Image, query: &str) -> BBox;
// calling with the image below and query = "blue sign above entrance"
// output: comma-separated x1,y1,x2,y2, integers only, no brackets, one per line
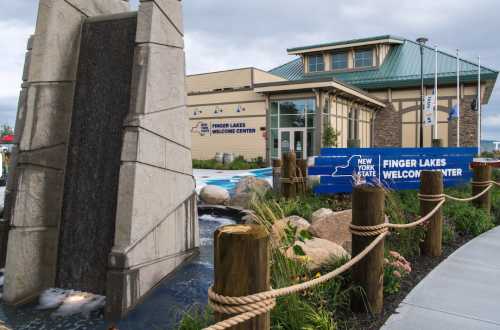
309,147,476,194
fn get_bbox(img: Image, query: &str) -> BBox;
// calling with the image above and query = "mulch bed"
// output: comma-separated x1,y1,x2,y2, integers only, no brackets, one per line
344,234,472,329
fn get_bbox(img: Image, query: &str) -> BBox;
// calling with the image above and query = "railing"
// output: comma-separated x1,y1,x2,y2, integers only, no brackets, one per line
204,162,496,330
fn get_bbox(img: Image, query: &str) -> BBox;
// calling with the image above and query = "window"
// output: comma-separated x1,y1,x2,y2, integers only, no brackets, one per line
332,52,348,70
354,49,373,68
348,108,360,140
308,54,324,72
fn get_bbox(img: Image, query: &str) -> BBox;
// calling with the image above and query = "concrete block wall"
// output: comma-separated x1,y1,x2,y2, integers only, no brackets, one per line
106,0,199,319
3,0,130,305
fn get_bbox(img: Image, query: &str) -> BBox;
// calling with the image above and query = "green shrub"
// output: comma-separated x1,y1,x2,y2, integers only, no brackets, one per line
385,190,425,257
442,222,456,244
192,156,265,170
444,201,494,236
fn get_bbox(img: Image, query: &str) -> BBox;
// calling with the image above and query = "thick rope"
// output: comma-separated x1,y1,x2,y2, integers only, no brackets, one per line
204,232,387,330
444,181,495,202
204,179,500,329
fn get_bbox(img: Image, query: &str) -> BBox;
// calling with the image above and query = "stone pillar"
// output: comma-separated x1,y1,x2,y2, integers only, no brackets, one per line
3,0,129,306
106,0,199,319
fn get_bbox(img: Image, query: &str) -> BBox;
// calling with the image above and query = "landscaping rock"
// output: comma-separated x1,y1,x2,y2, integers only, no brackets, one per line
199,185,230,205
286,238,350,270
235,176,271,195
271,215,310,243
230,176,271,209
242,211,259,224
311,208,334,224
309,209,352,253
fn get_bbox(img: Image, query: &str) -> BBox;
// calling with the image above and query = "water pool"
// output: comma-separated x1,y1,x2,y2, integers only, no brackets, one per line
0,214,237,330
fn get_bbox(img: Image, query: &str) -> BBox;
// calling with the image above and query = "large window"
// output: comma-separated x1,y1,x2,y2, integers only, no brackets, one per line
308,54,324,72
354,49,373,68
270,99,316,158
348,108,360,140
332,52,348,70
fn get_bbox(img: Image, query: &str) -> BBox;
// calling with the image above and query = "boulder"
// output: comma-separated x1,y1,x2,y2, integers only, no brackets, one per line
271,216,310,244
285,238,349,270
242,211,259,224
199,185,230,205
230,176,271,209
235,176,271,195
309,209,352,253
310,208,334,224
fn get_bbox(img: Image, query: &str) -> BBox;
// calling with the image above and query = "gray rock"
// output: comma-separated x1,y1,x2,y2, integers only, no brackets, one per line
285,238,350,271
199,185,230,205
309,209,352,253
310,208,334,224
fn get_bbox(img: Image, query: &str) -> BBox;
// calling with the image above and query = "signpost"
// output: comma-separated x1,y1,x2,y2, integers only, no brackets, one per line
309,147,476,194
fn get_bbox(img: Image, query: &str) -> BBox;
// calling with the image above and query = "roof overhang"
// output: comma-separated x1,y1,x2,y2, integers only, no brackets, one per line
287,37,404,56
254,79,386,108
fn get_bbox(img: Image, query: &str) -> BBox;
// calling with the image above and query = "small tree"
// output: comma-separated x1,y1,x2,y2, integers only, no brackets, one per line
322,126,339,148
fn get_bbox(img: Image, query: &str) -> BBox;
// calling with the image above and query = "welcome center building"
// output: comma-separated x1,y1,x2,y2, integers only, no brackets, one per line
186,35,498,162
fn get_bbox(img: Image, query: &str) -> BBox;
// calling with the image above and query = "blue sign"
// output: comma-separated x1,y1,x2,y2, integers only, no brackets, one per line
309,147,476,194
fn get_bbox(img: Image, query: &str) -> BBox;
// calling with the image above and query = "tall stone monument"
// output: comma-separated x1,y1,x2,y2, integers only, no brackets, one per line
0,0,198,319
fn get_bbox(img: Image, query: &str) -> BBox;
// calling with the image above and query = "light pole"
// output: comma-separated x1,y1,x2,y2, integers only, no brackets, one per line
417,37,428,148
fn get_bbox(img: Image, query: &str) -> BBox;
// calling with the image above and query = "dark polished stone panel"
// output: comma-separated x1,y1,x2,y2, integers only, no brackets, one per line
56,15,137,294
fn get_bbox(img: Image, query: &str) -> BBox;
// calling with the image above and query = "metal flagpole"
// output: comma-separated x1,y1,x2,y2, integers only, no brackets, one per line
478,56,481,156
434,46,438,140
456,49,460,147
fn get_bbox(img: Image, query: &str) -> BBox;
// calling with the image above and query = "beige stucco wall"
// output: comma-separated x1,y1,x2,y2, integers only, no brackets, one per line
327,96,374,148
187,68,253,94
187,87,267,160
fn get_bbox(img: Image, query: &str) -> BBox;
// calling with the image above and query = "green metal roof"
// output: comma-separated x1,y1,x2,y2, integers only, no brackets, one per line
271,38,498,90
287,35,404,53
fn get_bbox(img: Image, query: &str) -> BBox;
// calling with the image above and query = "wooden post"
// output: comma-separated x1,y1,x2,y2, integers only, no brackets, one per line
214,224,270,330
472,164,492,214
420,170,444,257
296,159,308,195
272,159,282,194
281,152,296,199
351,185,385,314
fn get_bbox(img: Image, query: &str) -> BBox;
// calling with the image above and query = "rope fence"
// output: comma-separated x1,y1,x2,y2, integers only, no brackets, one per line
204,166,499,330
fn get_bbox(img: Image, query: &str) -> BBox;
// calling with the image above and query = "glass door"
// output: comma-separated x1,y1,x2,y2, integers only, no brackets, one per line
279,129,307,159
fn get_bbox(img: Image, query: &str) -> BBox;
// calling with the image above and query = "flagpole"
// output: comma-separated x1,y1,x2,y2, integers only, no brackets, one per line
456,49,460,147
434,46,438,141
478,55,481,156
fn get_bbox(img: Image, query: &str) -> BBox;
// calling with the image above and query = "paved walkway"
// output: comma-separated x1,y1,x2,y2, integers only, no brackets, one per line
382,226,500,330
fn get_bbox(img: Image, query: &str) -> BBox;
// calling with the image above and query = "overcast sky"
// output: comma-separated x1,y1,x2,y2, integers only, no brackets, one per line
1,0,499,139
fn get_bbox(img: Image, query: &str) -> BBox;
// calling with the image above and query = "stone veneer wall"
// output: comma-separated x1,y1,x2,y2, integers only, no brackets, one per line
105,0,199,319
2,0,130,305
448,96,478,147
373,102,402,147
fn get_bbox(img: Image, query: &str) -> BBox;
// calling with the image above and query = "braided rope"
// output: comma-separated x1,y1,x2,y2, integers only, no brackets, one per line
204,232,387,330
203,179,500,329
444,181,495,202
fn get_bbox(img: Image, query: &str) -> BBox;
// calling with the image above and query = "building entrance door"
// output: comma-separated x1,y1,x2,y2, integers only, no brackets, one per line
278,128,307,159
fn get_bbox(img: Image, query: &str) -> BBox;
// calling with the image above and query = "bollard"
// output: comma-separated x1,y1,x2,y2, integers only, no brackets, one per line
272,159,282,194
472,164,492,214
281,152,296,199
420,171,444,257
351,185,385,314
214,224,270,330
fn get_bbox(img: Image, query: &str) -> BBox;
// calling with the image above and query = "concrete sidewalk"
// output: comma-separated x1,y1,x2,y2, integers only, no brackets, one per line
382,226,500,330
